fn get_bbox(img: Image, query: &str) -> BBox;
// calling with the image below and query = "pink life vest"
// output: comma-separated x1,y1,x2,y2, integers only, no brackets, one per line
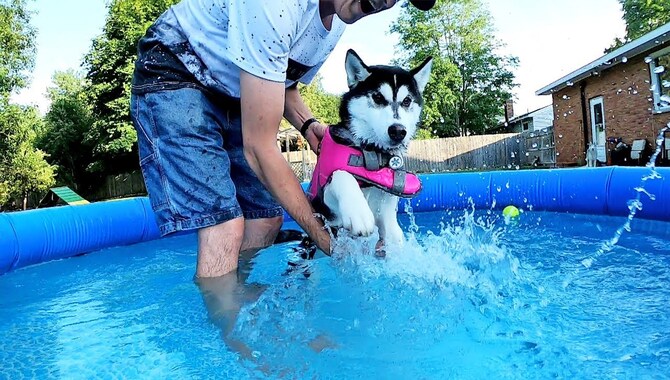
307,128,422,200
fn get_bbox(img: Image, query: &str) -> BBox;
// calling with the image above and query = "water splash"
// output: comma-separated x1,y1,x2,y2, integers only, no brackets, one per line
232,206,524,376
581,124,669,269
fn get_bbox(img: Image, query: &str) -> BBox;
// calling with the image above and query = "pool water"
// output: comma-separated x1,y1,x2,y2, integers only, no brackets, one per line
1,209,669,379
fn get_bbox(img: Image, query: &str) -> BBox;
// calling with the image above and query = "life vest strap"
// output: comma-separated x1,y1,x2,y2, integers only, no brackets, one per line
393,170,406,194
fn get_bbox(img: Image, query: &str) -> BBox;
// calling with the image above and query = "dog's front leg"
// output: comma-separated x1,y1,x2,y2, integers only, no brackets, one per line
323,170,375,236
365,188,404,247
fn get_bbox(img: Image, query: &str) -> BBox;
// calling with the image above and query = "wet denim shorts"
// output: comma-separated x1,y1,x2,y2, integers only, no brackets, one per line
130,87,284,236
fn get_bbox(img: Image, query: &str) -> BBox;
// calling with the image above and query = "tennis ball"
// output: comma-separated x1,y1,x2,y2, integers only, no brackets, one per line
503,205,520,219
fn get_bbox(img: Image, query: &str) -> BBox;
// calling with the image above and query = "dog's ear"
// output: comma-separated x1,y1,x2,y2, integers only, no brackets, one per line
345,49,371,89
410,56,433,93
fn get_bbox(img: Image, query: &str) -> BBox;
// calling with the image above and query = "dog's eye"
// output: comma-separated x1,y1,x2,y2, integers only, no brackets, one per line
372,92,386,105
401,96,412,107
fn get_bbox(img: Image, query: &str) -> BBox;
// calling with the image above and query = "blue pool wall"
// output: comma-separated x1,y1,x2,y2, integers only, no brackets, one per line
1,167,669,275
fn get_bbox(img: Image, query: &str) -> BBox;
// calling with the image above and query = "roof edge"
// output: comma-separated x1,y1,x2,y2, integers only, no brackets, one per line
536,22,670,96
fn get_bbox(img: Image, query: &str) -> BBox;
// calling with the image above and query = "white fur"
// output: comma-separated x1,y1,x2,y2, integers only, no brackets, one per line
586,142,597,167
320,51,433,249
347,84,423,152
323,170,404,245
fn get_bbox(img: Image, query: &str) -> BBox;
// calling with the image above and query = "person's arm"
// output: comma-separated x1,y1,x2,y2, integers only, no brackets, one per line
283,84,327,153
240,70,331,254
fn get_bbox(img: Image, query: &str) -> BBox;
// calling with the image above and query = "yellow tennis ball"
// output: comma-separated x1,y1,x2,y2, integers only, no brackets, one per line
503,205,520,218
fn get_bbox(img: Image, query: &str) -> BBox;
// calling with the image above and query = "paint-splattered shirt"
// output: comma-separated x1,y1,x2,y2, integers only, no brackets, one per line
150,0,346,98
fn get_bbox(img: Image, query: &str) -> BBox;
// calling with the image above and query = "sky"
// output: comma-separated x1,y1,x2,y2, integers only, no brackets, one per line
11,0,627,116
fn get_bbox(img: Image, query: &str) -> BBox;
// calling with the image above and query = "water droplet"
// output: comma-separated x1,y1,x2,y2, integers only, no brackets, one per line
621,56,628,63
645,56,653,63
653,66,666,74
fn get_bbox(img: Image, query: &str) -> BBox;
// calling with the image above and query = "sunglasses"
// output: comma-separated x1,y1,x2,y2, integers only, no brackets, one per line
360,0,387,14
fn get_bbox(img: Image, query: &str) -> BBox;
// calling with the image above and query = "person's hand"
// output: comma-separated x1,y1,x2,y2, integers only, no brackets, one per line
304,122,327,154
314,227,331,256
309,213,332,256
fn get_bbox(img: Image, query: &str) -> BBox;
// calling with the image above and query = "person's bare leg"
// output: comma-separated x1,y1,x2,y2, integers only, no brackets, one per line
196,217,245,278
196,215,283,366
241,216,283,251
197,215,283,278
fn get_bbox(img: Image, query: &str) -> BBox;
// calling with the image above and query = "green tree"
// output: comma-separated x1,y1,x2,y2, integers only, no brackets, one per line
390,0,518,137
83,0,178,175
0,98,56,210
607,0,670,52
0,179,9,206
37,70,96,191
298,74,341,126
0,0,36,94
0,0,54,210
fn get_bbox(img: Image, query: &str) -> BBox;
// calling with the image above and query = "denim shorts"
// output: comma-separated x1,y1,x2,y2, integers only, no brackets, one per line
130,87,284,236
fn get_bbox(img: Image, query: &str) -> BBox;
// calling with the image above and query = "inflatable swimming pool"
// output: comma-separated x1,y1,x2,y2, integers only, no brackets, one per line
1,167,669,275
2,166,670,379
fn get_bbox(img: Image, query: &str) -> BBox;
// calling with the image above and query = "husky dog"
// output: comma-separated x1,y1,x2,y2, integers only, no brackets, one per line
307,49,432,250
586,142,597,167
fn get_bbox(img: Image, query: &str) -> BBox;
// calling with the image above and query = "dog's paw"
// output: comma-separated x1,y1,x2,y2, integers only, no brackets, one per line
339,199,375,237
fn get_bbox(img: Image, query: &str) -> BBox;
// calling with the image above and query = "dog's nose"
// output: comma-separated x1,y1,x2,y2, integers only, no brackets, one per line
388,124,407,143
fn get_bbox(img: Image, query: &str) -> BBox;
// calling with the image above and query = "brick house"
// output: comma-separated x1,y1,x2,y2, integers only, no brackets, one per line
536,22,670,167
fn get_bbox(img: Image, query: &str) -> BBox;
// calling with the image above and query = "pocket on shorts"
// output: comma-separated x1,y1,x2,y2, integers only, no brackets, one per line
131,94,170,212
131,94,158,164
139,151,170,212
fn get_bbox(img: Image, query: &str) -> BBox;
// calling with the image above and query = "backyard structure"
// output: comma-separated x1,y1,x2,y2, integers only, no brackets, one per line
493,103,556,167
537,22,670,167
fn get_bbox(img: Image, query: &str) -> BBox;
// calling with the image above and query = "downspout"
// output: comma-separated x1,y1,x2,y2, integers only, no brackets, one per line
580,82,589,159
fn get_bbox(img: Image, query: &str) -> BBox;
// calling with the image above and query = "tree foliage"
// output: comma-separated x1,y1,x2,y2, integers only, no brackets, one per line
607,0,670,52
0,0,35,94
0,0,55,209
0,98,56,209
390,0,518,137
83,0,178,175
37,70,96,191
298,74,341,126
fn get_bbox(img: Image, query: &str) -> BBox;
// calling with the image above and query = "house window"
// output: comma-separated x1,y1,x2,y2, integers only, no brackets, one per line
649,46,670,113
522,120,531,132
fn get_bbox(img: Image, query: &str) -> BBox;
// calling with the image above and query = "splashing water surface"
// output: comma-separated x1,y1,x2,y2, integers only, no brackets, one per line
1,206,670,379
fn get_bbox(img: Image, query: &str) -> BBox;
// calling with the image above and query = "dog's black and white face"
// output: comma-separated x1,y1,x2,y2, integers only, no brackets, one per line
338,49,433,154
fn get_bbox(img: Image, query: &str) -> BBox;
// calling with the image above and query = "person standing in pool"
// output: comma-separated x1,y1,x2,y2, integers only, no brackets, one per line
130,0,436,278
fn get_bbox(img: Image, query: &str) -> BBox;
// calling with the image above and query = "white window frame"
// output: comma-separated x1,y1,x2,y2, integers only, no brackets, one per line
521,120,531,132
649,45,670,114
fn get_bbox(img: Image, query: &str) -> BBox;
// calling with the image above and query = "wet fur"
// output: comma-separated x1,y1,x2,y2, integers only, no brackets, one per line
318,49,432,248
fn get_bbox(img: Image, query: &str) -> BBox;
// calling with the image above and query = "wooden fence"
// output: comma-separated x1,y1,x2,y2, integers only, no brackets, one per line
281,131,555,178
522,128,556,166
89,171,147,201
12,130,556,208
405,133,522,172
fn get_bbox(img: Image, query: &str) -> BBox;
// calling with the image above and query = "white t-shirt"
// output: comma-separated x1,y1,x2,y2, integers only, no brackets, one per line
161,0,346,98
